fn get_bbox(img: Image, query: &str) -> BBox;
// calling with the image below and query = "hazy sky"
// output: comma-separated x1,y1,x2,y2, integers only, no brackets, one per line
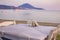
0,0,60,10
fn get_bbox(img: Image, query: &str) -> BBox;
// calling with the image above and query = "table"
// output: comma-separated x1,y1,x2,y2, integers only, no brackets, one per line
0,24,56,40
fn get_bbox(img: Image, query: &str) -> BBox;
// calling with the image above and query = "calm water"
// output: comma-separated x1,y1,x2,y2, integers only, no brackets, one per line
0,10,60,23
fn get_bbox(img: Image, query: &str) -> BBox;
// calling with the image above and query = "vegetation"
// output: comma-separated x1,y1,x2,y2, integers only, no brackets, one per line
56,34,60,40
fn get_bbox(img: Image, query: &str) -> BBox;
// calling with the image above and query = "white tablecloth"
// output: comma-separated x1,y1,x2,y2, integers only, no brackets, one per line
34,26,56,35
0,24,56,40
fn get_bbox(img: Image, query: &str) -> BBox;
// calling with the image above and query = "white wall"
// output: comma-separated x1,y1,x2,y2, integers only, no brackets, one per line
0,10,60,23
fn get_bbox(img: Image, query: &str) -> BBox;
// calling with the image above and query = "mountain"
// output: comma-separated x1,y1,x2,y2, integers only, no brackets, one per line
0,5,16,9
18,3,44,10
0,3,44,10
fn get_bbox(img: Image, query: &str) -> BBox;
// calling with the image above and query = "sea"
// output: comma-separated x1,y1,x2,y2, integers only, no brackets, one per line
0,9,60,23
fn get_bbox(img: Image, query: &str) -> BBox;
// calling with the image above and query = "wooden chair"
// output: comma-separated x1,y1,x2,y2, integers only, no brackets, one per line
27,21,40,27
48,25,60,40
32,21,40,27
0,20,16,27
